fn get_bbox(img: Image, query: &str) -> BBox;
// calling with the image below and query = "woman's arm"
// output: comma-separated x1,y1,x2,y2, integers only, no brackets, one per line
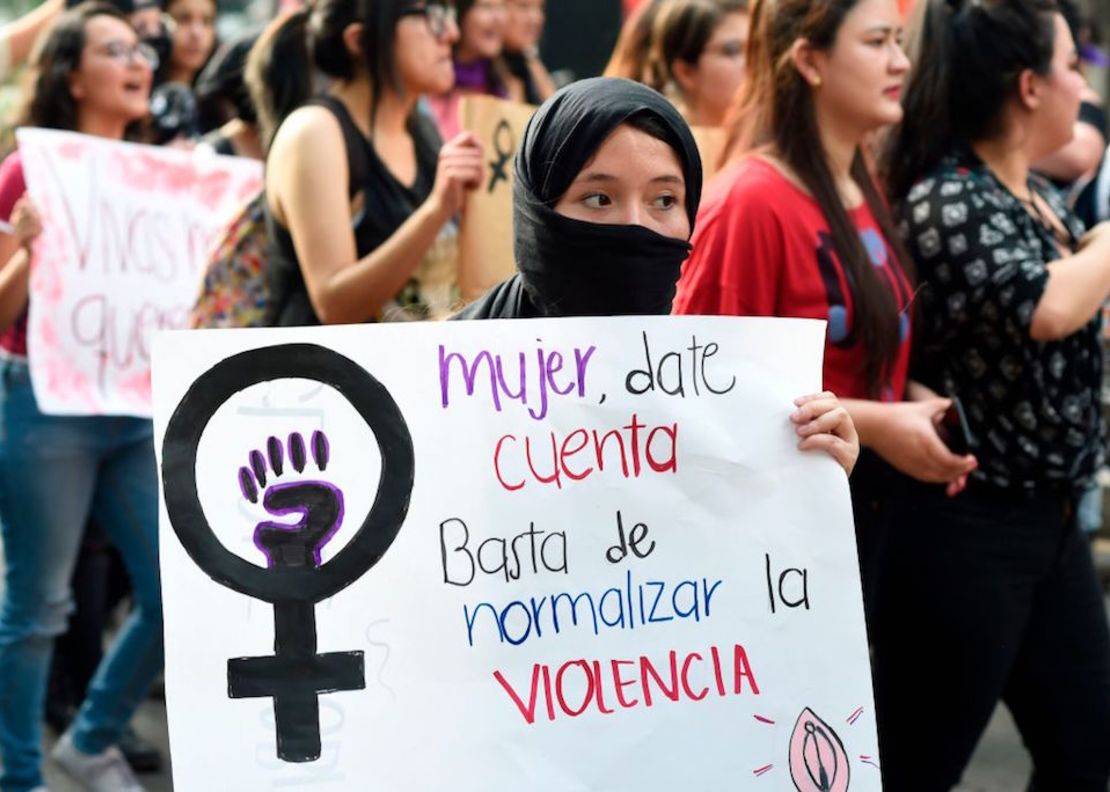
0,0,62,72
842,397,976,489
1029,221,1110,341
268,107,483,325
0,197,40,330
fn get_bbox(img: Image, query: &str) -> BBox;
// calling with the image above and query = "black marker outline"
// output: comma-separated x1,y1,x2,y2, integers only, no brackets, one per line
161,343,414,604
486,118,514,193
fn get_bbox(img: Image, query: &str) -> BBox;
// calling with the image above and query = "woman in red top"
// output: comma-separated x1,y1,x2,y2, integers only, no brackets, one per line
673,0,976,620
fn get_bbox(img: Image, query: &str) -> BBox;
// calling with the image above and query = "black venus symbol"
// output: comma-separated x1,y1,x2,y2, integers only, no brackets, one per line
161,344,415,762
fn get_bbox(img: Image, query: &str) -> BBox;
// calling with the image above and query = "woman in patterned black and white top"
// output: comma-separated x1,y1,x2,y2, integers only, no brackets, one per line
878,0,1110,789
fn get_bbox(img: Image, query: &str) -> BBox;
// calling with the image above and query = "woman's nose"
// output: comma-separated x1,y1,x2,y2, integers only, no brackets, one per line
621,202,645,228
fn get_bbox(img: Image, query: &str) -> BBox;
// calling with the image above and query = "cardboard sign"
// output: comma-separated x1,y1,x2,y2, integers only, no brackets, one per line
16,128,262,416
154,316,880,791
457,95,536,302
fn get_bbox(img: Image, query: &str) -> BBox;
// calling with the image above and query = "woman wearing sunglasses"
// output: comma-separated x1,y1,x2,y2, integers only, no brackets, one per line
0,5,161,791
261,0,484,326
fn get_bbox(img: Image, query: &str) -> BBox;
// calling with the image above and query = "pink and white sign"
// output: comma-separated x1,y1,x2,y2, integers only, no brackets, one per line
16,128,262,416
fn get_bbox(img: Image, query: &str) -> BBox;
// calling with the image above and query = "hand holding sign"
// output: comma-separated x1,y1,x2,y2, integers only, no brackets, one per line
8,196,42,250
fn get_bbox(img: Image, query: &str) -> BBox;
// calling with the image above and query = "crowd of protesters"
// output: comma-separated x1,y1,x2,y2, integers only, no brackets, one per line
0,0,1108,790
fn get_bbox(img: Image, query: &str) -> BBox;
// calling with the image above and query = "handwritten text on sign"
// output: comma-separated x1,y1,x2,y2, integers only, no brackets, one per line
153,317,878,791
17,128,262,416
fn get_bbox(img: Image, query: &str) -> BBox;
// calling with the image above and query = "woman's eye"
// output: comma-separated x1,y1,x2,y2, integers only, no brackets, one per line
653,194,679,210
583,193,611,209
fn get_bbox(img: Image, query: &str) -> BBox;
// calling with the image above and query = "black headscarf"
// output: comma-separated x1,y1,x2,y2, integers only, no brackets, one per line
456,77,702,320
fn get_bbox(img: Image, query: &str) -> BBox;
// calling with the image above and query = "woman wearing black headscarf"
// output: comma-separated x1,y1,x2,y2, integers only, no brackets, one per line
456,77,859,473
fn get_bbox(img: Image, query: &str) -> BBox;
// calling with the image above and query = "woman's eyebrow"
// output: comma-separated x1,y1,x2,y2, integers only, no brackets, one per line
577,173,684,184
578,172,620,184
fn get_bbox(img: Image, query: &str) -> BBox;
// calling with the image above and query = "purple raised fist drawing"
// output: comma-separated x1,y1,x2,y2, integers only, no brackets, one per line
238,431,344,569
163,344,414,763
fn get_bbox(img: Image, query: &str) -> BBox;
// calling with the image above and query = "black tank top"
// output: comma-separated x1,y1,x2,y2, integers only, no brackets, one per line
263,95,441,326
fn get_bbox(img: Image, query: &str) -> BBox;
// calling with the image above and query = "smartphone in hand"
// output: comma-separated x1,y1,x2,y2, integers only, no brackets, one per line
938,395,975,455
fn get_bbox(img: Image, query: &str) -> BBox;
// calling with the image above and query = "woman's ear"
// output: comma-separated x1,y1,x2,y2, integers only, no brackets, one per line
68,70,87,101
671,57,699,98
342,22,364,60
789,37,823,88
1016,68,1042,111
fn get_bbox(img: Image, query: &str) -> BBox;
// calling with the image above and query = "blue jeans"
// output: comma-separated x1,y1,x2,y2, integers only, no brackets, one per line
0,359,163,792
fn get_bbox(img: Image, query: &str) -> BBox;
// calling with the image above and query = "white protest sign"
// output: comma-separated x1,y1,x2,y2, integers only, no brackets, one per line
153,316,878,791
16,128,262,417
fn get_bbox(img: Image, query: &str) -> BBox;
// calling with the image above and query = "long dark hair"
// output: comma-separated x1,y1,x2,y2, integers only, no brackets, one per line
19,2,144,138
245,0,428,140
883,0,1058,203
195,30,260,134
245,12,314,150
724,0,911,397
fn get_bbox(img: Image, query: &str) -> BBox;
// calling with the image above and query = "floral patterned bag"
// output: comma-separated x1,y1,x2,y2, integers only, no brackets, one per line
189,191,269,328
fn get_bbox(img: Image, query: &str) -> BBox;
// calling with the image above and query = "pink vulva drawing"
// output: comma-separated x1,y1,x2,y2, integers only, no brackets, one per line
789,707,850,792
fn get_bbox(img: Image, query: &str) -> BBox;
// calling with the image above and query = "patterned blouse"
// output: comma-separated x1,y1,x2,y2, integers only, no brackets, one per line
900,149,1103,490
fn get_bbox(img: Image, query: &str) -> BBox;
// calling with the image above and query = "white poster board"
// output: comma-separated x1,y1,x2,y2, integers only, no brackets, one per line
16,128,262,417
153,316,878,791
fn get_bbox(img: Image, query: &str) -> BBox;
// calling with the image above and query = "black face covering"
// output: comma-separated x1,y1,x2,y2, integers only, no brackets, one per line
512,77,703,317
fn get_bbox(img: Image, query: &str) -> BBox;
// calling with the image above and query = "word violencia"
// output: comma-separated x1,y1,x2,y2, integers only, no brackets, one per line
492,643,759,724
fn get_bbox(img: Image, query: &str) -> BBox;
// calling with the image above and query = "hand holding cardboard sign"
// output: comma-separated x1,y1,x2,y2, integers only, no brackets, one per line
9,196,42,250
